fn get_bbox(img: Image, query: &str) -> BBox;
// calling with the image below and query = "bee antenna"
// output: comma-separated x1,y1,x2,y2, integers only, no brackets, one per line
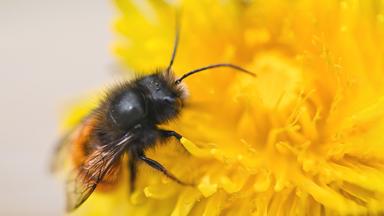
166,11,181,72
175,63,256,84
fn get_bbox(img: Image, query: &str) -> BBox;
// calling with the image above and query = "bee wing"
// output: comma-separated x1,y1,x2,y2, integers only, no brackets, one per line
66,133,132,211
50,113,95,174
50,129,77,174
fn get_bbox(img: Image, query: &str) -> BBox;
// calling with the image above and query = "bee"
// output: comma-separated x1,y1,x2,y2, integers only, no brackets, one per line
51,22,255,212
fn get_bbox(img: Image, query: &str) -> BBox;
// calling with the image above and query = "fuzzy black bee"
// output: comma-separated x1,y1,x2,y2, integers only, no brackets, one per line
51,22,255,211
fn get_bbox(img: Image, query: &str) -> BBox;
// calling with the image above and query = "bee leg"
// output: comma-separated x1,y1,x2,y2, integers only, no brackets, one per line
128,155,138,192
159,129,182,140
138,151,189,186
159,129,191,153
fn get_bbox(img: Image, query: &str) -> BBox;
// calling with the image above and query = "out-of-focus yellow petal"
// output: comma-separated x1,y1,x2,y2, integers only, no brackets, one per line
70,0,384,215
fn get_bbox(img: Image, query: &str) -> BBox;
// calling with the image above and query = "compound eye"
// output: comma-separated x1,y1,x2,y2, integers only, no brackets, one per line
163,96,176,105
109,91,146,129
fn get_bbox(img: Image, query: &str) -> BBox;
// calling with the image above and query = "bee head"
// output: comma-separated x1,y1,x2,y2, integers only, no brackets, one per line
137,70,186,124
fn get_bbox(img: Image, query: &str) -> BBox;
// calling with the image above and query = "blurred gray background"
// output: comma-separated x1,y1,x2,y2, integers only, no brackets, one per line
0,0,115,215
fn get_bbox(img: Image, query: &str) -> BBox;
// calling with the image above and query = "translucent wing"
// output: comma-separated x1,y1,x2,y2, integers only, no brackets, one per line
50,113,95,174
66,133,131,211
50,130,73,173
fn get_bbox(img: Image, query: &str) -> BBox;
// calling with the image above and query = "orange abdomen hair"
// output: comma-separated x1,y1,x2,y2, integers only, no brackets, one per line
71,117,122,192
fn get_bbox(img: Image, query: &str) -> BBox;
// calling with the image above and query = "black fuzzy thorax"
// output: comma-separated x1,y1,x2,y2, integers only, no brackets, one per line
89,69,186,150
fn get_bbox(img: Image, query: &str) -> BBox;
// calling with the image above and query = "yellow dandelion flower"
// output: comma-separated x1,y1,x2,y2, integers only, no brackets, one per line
65,0,384,215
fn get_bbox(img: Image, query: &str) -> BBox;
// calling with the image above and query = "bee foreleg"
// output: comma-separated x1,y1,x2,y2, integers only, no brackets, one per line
158,129,182,140
138,151,189,186
158,129,190,153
